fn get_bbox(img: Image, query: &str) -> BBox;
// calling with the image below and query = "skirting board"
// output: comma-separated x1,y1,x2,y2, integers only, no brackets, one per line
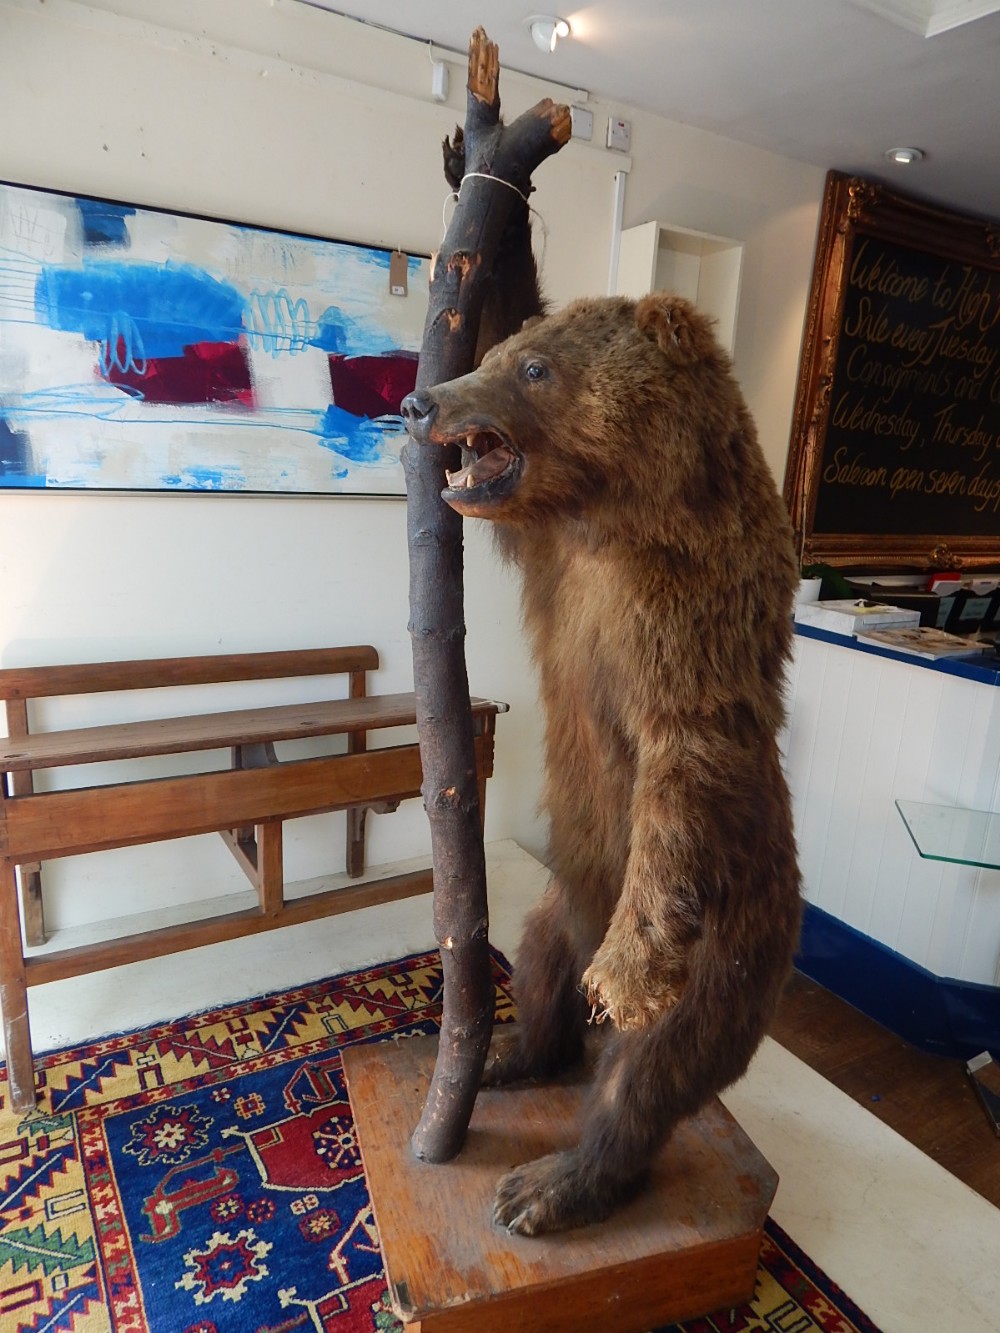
796,901,1000,1058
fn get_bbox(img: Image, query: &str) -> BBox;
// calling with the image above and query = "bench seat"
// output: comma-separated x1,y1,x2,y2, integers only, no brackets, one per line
0,692,465,771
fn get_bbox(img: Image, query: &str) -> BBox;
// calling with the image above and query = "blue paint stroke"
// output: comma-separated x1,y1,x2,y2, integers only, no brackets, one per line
314,403,391,463
0,254,44,324
310,306,402,357
76,198,135,248
245,287,315,357
6,382,144,422
34,260,244,366
0,414,44,485
310,308,350,354
171,464,247,491
356,250,391,270
3,386,336,441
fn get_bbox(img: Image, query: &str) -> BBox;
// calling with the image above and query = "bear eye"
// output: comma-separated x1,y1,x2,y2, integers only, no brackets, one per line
523,359,548,382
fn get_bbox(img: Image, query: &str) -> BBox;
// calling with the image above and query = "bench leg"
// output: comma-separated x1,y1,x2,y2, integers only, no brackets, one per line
347,806,367,878
19,863,45,947
231,742,278,848
1,858,35,1112
346,801,401,878
256,820,284,916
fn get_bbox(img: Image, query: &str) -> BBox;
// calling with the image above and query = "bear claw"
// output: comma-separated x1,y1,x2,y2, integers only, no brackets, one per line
493,1151,608,1236
581,957,683,1032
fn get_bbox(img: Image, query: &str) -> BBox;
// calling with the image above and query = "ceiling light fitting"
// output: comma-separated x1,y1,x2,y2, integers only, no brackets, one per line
884,146,925,164
526,14,571,53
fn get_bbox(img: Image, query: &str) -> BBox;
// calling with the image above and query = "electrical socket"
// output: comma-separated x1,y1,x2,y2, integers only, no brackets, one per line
606,116,631,152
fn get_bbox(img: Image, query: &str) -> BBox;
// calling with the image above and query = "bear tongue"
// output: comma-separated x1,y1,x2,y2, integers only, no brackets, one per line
445,445,512,490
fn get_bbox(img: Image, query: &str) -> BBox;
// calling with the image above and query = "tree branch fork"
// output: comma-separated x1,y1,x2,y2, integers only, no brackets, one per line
404,26,569,1164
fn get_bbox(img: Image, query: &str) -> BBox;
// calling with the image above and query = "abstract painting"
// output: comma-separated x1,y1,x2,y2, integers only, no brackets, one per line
0,181,429,494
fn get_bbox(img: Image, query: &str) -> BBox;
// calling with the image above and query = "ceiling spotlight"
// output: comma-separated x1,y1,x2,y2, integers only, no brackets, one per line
527,14,571,53
884,147,924,165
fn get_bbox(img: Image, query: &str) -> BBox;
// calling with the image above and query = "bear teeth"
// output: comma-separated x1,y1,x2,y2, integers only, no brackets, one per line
444,467,476,489
444,439,515,491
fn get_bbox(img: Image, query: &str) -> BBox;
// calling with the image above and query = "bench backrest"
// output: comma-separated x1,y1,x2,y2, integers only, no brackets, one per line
0,647,380,703
0,648,381,774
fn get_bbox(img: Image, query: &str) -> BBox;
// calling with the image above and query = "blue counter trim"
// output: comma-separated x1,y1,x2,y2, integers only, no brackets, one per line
795,901,1000,1059
793,622,1000,685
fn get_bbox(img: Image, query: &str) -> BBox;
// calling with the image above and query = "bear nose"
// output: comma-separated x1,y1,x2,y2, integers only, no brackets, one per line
400,389,438,440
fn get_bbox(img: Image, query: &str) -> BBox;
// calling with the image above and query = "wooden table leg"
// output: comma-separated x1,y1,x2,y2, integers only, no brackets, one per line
0,857,36,1111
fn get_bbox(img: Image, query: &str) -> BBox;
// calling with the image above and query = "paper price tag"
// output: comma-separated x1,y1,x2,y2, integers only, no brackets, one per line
389,251,408,298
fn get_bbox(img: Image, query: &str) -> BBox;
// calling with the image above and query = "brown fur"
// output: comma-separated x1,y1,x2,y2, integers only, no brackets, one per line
402,293,802,1235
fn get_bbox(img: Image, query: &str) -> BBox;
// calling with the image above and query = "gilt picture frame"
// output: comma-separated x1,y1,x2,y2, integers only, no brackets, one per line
784,171,1000,571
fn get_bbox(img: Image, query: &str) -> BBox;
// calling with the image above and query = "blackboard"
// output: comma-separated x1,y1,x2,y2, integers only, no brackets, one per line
784,172,1000,571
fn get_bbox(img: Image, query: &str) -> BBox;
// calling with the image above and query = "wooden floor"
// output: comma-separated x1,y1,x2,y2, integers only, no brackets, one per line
769,971,1000,1209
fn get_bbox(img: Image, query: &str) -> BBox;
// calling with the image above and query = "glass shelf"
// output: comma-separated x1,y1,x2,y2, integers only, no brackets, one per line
896,799,1000,870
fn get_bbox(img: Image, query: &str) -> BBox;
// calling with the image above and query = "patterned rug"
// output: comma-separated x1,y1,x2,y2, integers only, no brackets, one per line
0,948,881,1333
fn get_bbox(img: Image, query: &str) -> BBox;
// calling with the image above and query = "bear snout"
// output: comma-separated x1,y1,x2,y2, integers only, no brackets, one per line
400,389,439,441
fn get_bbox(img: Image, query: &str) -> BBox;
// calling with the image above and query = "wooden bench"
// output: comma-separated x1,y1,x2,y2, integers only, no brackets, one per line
0,647,505,1112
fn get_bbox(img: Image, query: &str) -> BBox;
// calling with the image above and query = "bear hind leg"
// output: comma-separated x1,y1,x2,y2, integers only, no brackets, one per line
494,1018,709,1234
484,883,589,1086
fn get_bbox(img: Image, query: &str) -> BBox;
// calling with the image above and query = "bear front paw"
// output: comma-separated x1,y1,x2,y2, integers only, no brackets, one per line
582,942,684,1032
442,126,465,191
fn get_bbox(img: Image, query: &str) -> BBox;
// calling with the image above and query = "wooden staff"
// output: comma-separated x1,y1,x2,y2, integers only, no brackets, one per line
403,27,570,1163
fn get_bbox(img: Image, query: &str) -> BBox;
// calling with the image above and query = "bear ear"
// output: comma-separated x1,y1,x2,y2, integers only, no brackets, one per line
635,294,704,365
519,314,544,333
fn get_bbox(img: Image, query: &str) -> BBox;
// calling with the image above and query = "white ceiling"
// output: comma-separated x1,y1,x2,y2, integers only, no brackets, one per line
301,0,1000,221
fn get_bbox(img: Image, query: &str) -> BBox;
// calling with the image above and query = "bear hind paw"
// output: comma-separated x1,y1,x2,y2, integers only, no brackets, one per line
481,1029,581,1087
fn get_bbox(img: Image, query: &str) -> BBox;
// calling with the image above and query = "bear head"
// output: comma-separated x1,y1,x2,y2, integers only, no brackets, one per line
401,293,757,542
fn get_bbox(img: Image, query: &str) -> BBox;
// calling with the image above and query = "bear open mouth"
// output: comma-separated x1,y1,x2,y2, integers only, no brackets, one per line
441,428,521,500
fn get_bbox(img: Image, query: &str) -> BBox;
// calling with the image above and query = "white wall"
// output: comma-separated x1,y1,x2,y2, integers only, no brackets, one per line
0,0,826,934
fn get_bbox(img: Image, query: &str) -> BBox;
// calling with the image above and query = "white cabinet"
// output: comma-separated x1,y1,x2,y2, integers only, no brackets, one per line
615,221,743,356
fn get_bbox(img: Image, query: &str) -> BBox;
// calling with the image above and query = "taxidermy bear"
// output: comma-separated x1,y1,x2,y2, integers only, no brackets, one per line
402,289,802,1237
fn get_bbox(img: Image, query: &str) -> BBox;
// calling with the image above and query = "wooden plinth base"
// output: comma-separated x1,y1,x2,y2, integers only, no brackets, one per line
342,1031,777,1333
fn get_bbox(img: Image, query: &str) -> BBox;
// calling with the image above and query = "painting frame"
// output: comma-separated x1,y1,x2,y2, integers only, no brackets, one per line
0,180,430,497
783,170,1000,572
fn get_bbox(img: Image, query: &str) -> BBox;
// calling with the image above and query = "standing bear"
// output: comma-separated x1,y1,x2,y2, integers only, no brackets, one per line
402,292,802,1236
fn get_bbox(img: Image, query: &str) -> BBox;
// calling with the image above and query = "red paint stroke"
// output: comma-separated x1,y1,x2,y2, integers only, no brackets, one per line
105,340,255,406
328,352,418,418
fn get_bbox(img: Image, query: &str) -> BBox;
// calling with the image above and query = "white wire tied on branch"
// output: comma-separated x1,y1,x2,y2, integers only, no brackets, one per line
441,172,549,270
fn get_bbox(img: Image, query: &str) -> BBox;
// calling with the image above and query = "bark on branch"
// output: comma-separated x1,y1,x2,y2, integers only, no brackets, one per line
404,28,569,1164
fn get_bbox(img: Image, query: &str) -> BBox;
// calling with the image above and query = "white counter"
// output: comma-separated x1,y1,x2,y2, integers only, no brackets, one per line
784,626,1000,1053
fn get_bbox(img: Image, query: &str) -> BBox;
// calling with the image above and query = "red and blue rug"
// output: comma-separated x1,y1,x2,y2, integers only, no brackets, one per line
0,948,880,1332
